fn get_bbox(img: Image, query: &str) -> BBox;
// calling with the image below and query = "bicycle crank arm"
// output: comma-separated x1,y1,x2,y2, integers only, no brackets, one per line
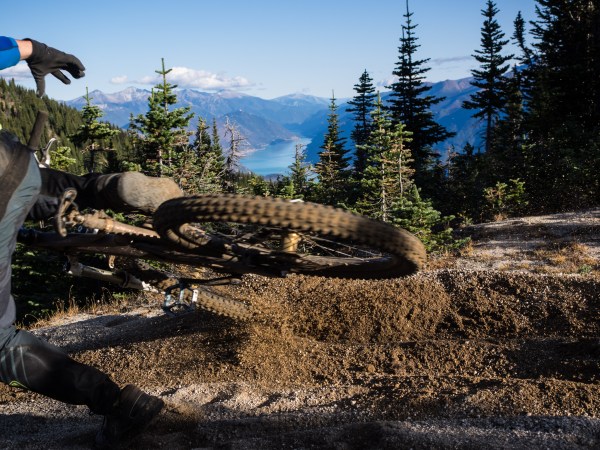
69,210,160,239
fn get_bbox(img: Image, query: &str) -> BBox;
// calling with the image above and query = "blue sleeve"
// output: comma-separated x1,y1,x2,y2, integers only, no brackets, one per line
0,36,21,70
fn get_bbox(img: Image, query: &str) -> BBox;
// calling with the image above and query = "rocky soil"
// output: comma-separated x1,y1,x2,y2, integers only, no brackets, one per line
0,208,599,449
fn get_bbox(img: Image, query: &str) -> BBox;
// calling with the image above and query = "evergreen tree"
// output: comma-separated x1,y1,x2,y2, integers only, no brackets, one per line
529,0,600,133
392,184,463,253
193,117,224,193
524,0,600,209
313,93,351,206
71,87,119,172
211,118,222,156
356,95,413,222
442,142,485,221
346,69,376,177
462,0,514,154
489,66,528,184
49,145,78,172
386,0,454,190
129,58,194,177
288,142,313,199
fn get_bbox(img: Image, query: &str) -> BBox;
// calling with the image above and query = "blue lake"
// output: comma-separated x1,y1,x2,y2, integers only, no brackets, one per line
241,138,312,176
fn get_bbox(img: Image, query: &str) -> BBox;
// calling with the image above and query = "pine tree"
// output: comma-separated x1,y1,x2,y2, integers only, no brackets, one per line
313,93,351,206
129,58,194,177
490,66,528,184
346,70,376,177
193,117,224,193
442,142,485,221
356,95,414,222
288,142,313,199
70,87,119,173
529,0,600,133
211,118,222,155
524,0,600,210
386,0,454,190
462,0,514,154
392,184,463,253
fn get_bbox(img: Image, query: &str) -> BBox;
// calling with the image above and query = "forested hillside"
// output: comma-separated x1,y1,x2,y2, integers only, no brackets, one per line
0,79,132,175
0,78,81,149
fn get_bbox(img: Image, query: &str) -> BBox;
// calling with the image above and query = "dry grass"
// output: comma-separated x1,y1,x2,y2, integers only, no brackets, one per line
527,241,599,275
26,288,154,330
426,233,599,277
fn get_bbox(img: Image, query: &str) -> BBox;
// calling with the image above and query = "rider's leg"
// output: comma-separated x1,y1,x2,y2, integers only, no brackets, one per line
0,325,164,446
0,131,41,329
0,325,120,414
29,168,183,220
0,133,163,443
0,131,120,413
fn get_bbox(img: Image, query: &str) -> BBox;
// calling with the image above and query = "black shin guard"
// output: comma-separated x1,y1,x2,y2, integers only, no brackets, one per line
0,327,120,414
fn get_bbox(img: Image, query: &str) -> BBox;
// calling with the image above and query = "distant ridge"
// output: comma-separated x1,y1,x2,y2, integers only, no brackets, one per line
66,77,482,168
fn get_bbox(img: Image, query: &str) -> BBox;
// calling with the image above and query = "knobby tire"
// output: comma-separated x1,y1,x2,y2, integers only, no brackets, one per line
153,195,427,279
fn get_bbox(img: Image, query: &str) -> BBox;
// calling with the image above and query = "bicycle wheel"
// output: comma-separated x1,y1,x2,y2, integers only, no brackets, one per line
153,194,427,279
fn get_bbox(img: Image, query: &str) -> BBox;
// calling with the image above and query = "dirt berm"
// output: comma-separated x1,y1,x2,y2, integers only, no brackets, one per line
0,208,598,449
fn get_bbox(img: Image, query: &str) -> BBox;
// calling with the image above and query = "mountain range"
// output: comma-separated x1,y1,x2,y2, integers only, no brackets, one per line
65,78,483,175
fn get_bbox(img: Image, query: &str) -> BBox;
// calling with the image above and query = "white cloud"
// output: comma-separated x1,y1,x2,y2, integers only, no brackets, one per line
0,62,31,81
136,66,252,91
110,75,128,84
431,55,473,65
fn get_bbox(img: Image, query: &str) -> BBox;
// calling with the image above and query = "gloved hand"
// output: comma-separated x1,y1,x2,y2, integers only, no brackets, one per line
24,39,85,97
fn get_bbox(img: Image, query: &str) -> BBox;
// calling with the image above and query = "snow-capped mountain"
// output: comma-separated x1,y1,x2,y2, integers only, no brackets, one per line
65,78,482,167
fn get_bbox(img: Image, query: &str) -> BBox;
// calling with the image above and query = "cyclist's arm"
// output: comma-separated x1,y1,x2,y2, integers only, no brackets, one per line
1,36,83,97
0,36,32,70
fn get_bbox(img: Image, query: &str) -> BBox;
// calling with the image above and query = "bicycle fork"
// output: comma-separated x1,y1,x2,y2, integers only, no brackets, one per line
66,255,160,293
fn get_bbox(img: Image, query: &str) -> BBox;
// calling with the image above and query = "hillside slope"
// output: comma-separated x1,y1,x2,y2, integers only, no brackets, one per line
0,209,598,449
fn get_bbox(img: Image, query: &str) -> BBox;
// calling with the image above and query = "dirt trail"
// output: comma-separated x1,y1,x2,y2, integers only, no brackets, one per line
0,209,599,449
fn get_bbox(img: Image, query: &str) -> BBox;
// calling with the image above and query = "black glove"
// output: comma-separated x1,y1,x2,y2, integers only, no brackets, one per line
27,194,60,221
24,39,85,97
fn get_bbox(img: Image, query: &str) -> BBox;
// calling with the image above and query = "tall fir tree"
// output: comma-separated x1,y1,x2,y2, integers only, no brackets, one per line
441,142,485,221
129,58,194,177
288,142,313,199
489,65,528,185
356,94,414,222
346,70,376,178
314,92,351,206
512,11,535,106
462,0,513,154
524,0,600,209
71,87,119,173
193,117,225,193
386,0,454,191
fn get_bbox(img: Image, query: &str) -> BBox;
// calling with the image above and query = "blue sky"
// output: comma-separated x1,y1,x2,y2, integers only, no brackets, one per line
1,0,538,101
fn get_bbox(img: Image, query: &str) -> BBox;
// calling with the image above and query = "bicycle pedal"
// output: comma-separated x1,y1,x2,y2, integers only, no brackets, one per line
162,284,199,316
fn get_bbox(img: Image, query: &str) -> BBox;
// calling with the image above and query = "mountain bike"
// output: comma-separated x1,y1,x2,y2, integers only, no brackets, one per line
16,112,427,319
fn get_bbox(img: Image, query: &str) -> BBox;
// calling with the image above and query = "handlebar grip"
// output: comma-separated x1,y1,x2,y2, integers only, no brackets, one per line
27,110,49,149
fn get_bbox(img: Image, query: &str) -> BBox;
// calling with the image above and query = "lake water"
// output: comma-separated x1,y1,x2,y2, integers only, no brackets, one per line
241,137,312,176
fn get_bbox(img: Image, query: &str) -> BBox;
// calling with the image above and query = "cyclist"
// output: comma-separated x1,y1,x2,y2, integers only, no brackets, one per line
0,36,167,448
